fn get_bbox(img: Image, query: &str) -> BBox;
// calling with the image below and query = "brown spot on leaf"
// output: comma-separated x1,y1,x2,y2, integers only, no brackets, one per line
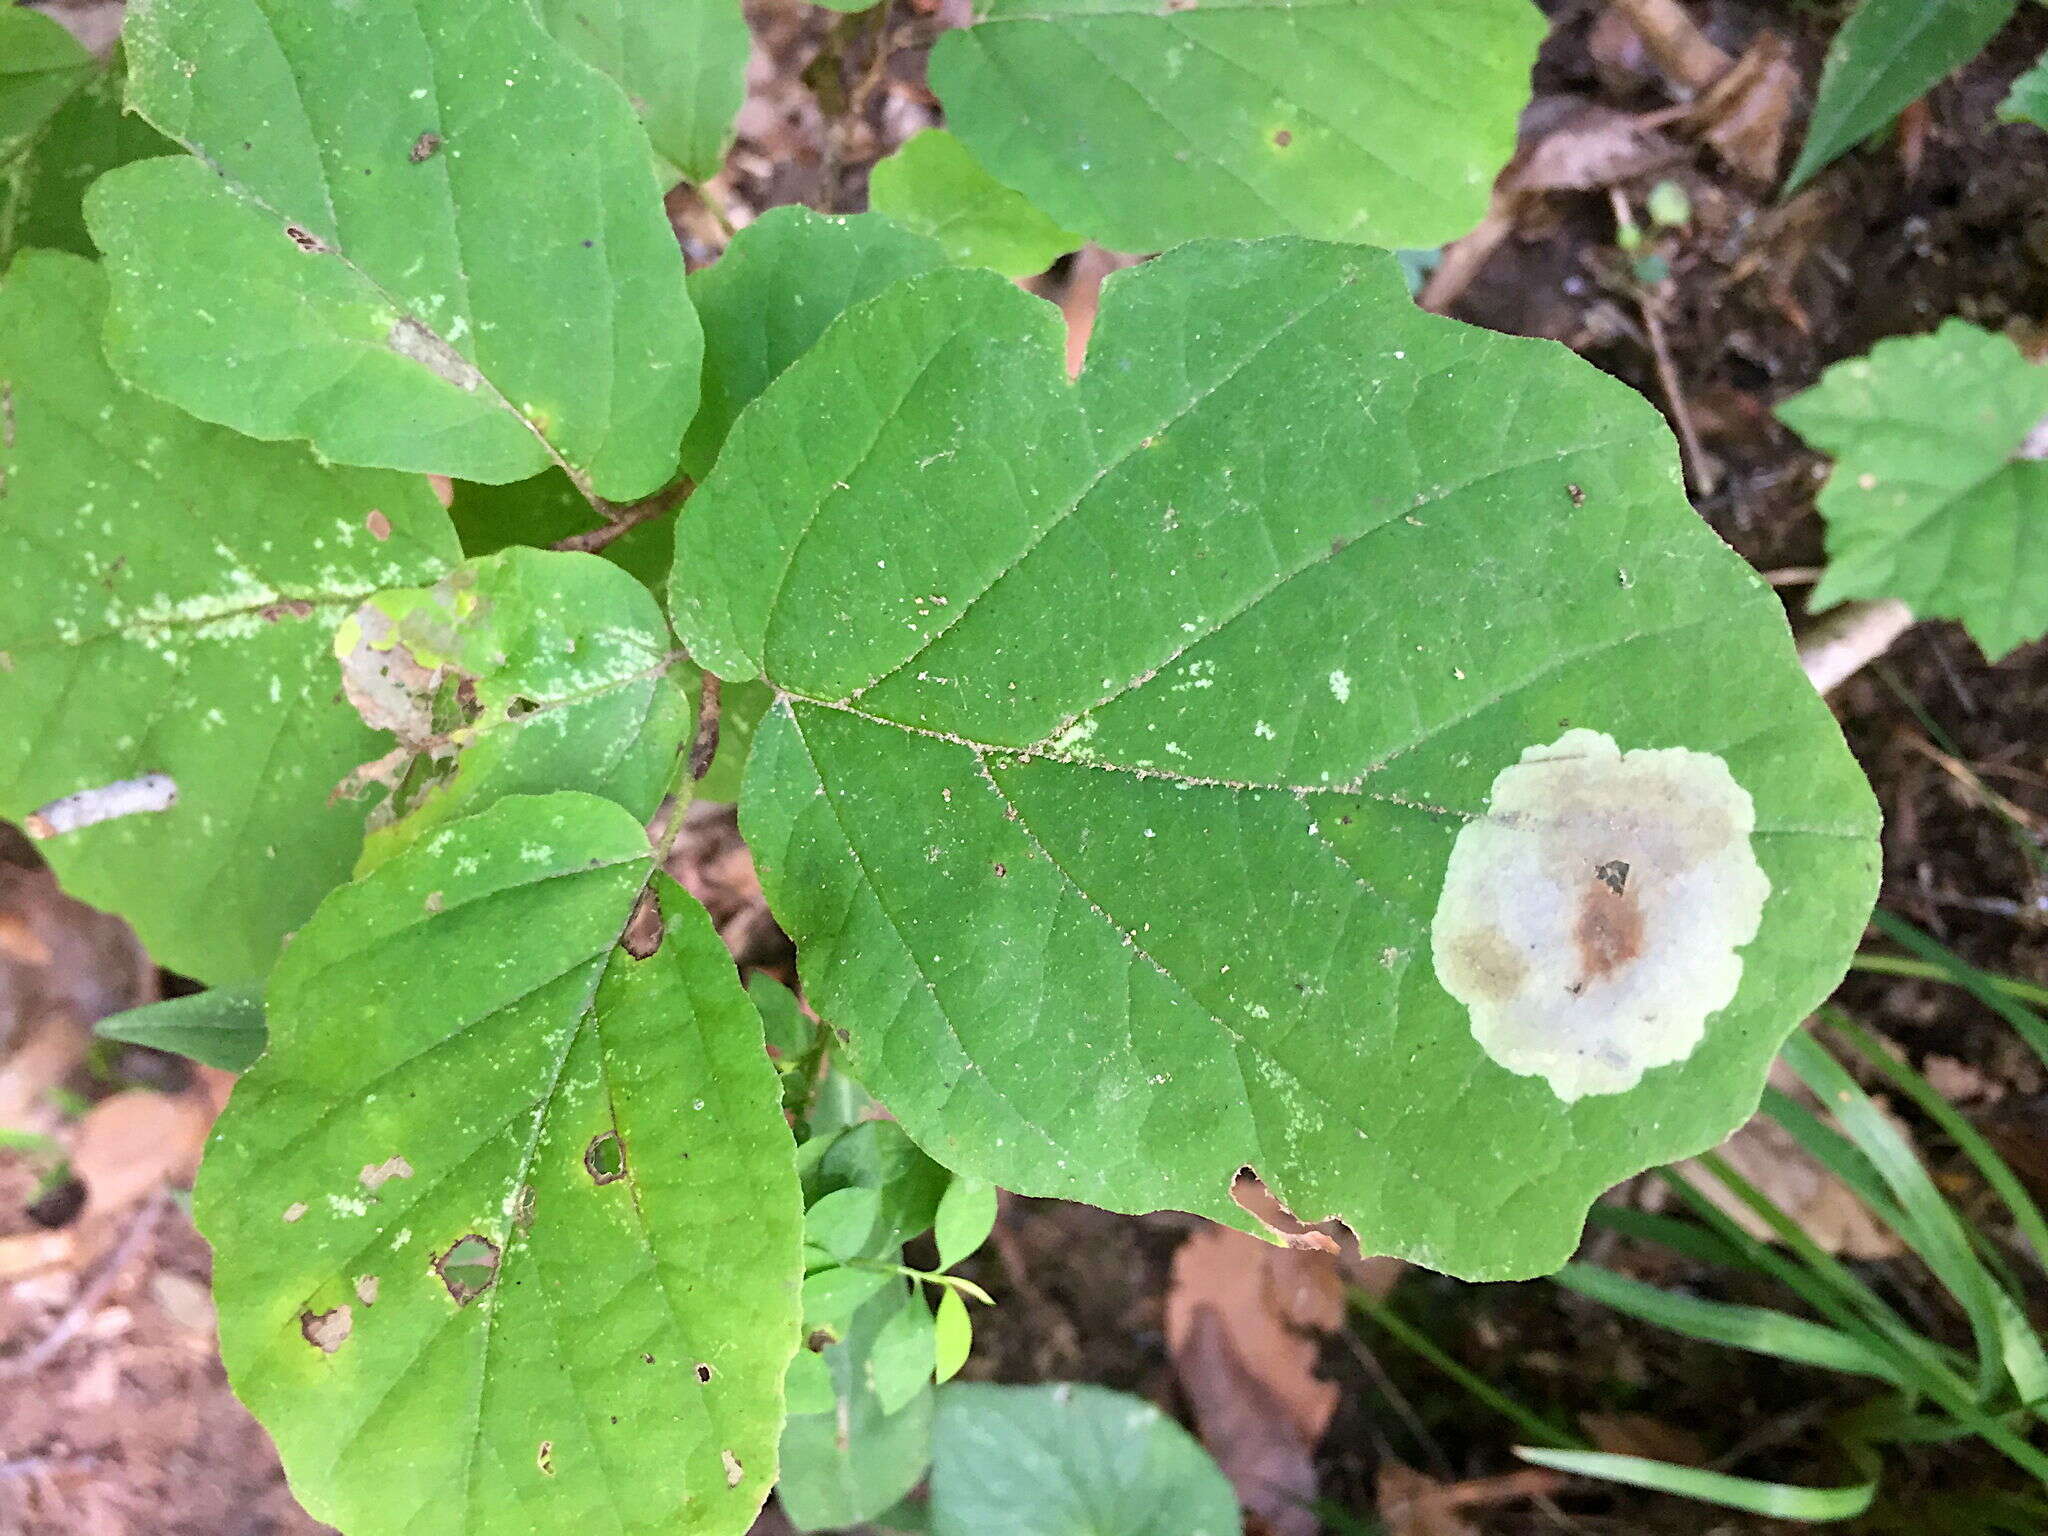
259,600,315,623
537,1441,555,1476
359,1155,414,1190
409,131,442,164
300,1305,352,1353
1273,129,1293,148
354,1275,379,1306
1573,873,1645,986
365,509,392,541
284,225,329,254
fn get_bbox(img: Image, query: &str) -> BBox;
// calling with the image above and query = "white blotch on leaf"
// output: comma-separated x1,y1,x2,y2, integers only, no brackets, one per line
1429,728,1770,1102
1328,670,1351,703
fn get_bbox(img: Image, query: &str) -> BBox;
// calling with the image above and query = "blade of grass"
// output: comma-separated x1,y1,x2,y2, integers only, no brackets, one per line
1346,1287,1585,1452
1513,1447,1877,1521
1823,1011,2048,1279
1781,1029,2026,1404
1555,1263,1907,1387
1850,954,2048,1013
1583,1203,1752,1270
1868,910,2048,1070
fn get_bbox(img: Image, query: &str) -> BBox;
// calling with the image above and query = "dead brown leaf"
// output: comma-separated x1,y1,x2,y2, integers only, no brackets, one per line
1582,1410,1709,1465
1694,32,1801,186
1166,1223,1345,1536
1377,1464,1565,1536
68,1092,211,1219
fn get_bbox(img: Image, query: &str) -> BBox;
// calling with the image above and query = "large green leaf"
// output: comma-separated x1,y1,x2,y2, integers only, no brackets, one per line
672,240,1880,1280
929,1383,1239,1536
1777,319,2048,660
1786,0,2018,193
538,0,750,184
198,793,801,1536
681,207,944,480
84,0,700,497
0,251,459,984
868,129,1080,278
335,546,694,868
926,0,1543,253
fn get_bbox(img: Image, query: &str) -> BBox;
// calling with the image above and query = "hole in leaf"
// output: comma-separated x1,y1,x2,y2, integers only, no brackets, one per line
722,1451,743,1488
1273,129,1294,148
537,1441,555,1476
434,1234,501,1305
805,1328,837,1353
584,1131,627,1185
300,1305,352,1353
695,1363,713,1383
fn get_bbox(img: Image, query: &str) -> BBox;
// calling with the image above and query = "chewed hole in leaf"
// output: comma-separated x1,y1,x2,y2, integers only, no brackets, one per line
695,1363,713,1383
300,1305,352,1353
1429,728,1771,1103
434,1234,501,1305
584,1131,626,1184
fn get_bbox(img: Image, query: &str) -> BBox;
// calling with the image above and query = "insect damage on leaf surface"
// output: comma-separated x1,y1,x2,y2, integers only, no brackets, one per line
434,1234,501,1306
25,773,178,838
300,1305,352,1353
1430,729,1771,1103
332,568,503,806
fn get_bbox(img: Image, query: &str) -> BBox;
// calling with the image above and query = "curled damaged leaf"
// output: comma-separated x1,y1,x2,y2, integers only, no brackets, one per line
332,547,696,869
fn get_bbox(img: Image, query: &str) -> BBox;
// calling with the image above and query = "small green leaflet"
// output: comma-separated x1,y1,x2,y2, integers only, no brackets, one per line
1777,320,2048,659
538,0,750,184
779,1279,936,1531
86,0,700,497
673,239,1880,1280
199,794,801,1536
929,1383,1240,1536
334,546,694,869
681,207,945,480
95,984,267,1072
869,130,1080,278
2001,47,2048,130
0,251,459,985
1786,0,2017,193
927,0,1543,253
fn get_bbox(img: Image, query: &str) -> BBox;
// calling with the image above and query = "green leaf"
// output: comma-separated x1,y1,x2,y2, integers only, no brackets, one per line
94,985,267,1072
1,15,175,270
450,470,675,592
0,10,93,155
197,794,800,1536
751,973,813,1061
85,0,700,497
813,1121,951,1254
929,1383,1239,1536
335,546,693,869
868,129,1080,278
2001,47,2048,129
780,1279,936,1531
673,239,1880,1280
1776,319,2048,659
807,1186,885,1262
0,250,459,984
537,0,749,183
681,206,945,480
870,1288,941,1414
1786,0,2018,193
933,1176,998,1270
932,1287,972,1385
927,0,1543,253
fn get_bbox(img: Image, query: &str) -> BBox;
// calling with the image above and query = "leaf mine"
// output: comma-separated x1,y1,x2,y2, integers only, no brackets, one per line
1430,729,1772,1103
